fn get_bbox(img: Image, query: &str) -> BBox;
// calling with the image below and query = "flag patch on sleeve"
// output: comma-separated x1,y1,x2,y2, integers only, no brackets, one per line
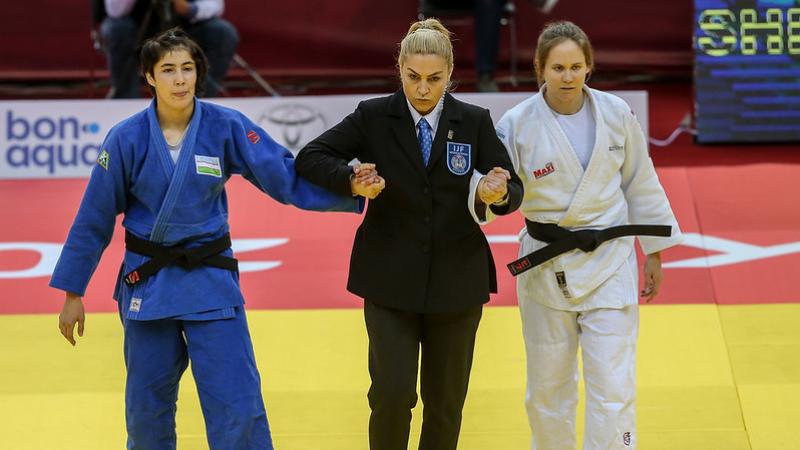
97,149,109,170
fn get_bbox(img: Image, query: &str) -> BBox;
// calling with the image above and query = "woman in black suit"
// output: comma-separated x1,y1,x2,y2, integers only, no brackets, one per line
295,18,523,450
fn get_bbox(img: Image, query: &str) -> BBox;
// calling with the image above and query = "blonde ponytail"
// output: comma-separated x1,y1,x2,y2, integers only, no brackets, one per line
398,18,454,73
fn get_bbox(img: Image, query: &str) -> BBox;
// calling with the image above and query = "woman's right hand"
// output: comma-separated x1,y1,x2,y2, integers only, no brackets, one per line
351,163,386,199
58,292,85,346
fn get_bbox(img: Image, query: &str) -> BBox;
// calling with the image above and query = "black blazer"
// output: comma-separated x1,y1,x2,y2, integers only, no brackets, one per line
295,90,523,313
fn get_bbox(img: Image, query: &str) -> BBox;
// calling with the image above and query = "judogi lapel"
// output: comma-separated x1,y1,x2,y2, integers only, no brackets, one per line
545,92,611,228
148,100,203,243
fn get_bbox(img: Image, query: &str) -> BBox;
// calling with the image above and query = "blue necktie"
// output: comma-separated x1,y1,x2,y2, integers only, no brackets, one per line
417,118,432,166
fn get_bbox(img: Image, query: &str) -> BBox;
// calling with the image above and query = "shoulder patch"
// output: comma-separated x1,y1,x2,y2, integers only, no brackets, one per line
247,130,260,144
97,149,109,170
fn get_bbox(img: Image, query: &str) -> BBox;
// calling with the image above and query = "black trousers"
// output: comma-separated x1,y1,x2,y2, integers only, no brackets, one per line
364,300,483,450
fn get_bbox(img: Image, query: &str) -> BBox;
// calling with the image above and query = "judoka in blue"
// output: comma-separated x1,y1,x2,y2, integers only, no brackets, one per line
50,29,363,450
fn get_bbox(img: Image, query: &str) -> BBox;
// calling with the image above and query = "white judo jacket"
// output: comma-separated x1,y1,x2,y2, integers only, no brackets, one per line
486,86,682,311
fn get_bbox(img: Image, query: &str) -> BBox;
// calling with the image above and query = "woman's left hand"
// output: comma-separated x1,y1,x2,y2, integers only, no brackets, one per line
641,252,662,302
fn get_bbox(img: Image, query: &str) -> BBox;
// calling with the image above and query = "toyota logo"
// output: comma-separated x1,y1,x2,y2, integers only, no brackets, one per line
257,104,328,154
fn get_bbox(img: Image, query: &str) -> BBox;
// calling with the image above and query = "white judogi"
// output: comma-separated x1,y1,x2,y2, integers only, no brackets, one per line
488,85,682,450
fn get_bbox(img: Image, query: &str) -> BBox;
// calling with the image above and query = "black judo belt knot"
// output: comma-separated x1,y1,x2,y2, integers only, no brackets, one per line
506,220,672,277
573,229,603,253
168,246,205,269
123,231,239,286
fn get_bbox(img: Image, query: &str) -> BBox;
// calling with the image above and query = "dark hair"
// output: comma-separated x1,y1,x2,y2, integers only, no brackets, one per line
534,21,594,87
140,27,208,96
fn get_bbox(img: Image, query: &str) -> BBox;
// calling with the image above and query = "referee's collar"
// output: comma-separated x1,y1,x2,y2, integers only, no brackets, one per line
406,94,445,133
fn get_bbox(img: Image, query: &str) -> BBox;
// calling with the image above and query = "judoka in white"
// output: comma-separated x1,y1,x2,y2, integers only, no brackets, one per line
483,22,682,449
51,29,365,450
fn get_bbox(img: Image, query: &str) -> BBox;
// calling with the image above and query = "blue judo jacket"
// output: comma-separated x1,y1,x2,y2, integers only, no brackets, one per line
50,99,362,320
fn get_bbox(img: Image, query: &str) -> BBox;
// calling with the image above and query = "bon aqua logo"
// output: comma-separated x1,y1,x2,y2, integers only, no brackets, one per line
4,110,103,175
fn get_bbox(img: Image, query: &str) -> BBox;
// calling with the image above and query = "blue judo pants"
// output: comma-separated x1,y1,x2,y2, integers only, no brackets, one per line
120,306,272,450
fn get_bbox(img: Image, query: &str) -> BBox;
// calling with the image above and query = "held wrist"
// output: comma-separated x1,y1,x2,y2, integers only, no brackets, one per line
477,177,493,204
491,191,509,206
349,173,359,197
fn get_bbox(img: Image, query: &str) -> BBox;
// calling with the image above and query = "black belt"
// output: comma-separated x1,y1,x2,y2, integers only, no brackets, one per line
123,231,238,286
507,220,671,277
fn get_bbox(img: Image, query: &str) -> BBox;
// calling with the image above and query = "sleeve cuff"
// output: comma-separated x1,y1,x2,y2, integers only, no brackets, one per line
640,226,684,255
335,164,356,197
492,191,509,207
468,171,498,225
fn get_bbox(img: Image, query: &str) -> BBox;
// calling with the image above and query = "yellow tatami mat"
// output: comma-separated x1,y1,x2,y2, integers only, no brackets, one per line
719,305,800,450
1,304,797,449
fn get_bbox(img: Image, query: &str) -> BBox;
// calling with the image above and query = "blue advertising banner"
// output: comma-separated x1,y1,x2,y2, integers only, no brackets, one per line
694,0,800,143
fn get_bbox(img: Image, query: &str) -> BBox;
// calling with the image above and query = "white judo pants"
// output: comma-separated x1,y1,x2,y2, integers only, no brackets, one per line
519,299,639,450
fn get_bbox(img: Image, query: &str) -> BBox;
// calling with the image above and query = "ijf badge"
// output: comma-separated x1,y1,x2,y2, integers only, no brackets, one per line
446,142,471,175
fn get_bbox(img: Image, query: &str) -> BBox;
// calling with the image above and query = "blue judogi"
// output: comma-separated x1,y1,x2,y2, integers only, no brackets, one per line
50,99,362,449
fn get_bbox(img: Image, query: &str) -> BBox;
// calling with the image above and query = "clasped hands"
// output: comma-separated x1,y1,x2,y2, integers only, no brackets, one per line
478,167,511,205
351,164,509,204
350,163,385,199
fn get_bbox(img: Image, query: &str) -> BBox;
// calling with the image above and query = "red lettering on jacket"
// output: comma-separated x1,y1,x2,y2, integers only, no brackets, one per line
533,162,555,179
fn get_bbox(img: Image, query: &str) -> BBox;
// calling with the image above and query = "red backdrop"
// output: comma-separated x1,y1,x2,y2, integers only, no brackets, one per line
0,1,693,81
